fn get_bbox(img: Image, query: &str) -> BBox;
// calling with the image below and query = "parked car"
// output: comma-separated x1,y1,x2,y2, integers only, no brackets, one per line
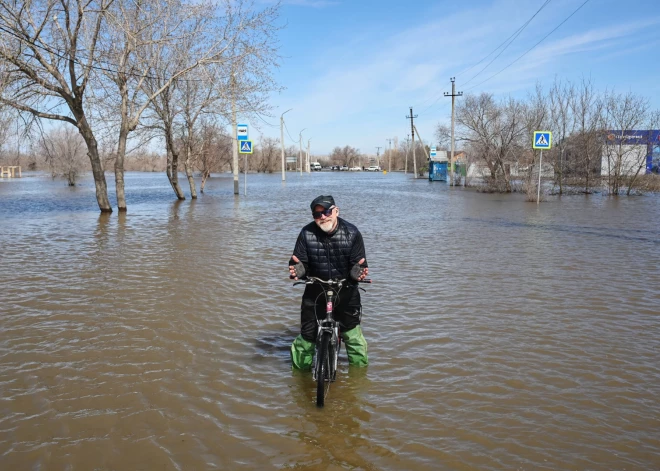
367,165,381,172
340,165,348,171
349,166,362,171
311,162,322,171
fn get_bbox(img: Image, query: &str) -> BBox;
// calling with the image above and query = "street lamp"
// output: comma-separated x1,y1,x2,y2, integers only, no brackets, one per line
299,128,306,176
307,138,313,173
280,108,292,181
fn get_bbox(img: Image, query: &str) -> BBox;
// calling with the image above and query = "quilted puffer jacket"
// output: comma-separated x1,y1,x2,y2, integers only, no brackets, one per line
290,217,367,281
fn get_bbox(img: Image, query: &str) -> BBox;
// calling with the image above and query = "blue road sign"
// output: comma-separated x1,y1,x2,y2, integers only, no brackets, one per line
533,131,552,149
237,124,249,141
239,140,253,154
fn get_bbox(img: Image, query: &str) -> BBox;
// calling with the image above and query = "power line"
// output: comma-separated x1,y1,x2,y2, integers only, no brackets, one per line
462,0,552,86
417,0,551,114
418,97,450,118
465,0,592,92
282,120,299,144
417,0,552,114
456,0,552,84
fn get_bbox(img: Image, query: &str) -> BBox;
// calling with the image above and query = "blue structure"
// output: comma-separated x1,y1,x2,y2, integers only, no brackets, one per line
606,130,660,174
429,160,448,181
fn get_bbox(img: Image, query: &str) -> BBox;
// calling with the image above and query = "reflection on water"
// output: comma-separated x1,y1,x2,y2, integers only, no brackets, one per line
1,171,659,470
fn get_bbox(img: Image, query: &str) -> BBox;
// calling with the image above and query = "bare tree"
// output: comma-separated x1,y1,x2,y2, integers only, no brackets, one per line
178,66,227,198
329,145,361,167
255,135,279,173
95,0,238,209
570,77,603,193
602,91,651,195
0,0,115,211
548,79,575,194
456,93,527,192
141,0,280,200
412,141,428,177
434,124,451,150
0,106,13,162
125,151,165,172
39,125,89,185
522,84,548,201
196,121,232,192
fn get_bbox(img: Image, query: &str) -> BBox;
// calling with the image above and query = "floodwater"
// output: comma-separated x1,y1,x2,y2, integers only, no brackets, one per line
1,171,659,470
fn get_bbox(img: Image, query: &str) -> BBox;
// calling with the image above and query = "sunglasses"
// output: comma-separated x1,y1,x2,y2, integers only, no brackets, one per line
312,207,335,219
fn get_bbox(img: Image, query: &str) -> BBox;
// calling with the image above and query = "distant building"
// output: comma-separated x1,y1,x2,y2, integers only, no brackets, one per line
602,130,660,176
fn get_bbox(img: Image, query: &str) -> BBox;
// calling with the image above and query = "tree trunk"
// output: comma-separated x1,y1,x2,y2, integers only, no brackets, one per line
77,116,112,212
167,151,186,200
498,158,511,192
558,148,563,195
585,152,590,194
201,170,210,193
184,159,197,199
164,122,185,200
115,122,129,211
184,131,197,199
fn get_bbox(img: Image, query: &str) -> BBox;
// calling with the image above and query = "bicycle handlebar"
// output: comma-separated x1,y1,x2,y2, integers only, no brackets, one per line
293,276,371,287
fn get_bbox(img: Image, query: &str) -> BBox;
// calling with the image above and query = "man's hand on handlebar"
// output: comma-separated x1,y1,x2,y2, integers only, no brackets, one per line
289,254,306,280
350,258,369,282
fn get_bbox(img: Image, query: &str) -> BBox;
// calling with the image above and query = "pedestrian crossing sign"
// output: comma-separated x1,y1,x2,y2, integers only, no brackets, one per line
533,131,552,149
239,140,253,154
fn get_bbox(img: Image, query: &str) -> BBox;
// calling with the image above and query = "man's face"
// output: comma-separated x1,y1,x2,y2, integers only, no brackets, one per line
313,205,338,233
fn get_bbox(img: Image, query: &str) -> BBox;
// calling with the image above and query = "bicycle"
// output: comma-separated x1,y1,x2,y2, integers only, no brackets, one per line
293,276,370,407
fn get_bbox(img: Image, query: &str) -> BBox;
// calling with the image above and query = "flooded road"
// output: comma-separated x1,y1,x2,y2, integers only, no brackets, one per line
1,171,659,470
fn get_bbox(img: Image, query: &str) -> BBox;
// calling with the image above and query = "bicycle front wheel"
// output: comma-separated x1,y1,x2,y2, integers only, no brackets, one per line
316,331,332,407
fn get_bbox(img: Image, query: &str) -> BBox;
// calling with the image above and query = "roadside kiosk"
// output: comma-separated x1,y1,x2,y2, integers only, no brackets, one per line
428,149,448,182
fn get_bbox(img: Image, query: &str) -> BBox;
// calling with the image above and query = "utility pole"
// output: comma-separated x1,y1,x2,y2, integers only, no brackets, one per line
280,109,292,181
406,107,418,178
231,72,239,194
298,128,306,177
404,135,410,174
386,138,393,172
307,138,312,172
375,146,381,168
444,78,463,187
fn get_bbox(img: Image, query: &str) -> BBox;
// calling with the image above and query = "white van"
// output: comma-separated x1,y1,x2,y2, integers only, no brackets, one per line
311,162,322,171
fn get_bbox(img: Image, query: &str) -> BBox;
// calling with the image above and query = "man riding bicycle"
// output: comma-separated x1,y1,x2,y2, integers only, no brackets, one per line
289,195,369,369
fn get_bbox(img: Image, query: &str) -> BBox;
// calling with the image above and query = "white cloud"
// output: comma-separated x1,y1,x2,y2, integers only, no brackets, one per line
271,1,660,153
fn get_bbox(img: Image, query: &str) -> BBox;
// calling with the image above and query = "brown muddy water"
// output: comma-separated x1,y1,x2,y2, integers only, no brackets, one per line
0,171,659,470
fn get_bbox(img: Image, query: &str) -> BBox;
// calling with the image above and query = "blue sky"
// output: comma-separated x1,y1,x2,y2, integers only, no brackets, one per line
252,0,660,156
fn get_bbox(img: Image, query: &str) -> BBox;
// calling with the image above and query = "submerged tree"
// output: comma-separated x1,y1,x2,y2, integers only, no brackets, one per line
0,0,115,211
456,93,528,192
329,145,361,168
602,91,652,195
39,125,89,186
141,0,280,200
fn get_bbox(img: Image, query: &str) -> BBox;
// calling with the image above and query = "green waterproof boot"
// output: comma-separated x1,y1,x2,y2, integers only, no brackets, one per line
341,325,368,367
291,335,315,370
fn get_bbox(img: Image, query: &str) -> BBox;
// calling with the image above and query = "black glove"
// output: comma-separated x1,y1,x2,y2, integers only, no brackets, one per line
292,262,306,279
350,262,364,281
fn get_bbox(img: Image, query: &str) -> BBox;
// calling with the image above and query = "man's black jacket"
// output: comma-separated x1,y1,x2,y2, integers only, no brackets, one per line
290,217,367,281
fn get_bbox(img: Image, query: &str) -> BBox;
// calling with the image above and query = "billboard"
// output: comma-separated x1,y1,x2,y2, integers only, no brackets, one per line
605,130,660,174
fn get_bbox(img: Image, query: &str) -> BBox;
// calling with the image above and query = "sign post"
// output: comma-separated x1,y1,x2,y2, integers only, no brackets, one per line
239,140,253,195
532,131,552,205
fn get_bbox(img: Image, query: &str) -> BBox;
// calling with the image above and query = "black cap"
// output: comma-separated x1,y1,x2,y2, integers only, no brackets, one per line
310,195,335,211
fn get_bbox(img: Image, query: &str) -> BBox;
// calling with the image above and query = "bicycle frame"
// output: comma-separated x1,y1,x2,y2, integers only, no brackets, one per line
312,282,341,383
293,276,370,406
